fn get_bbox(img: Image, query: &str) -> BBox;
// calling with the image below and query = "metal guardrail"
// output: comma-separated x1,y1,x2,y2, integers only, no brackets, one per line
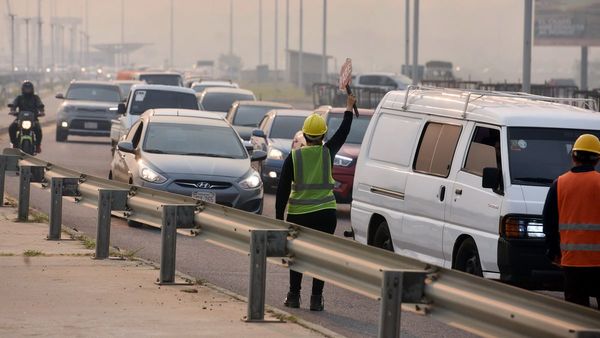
2,148,600,338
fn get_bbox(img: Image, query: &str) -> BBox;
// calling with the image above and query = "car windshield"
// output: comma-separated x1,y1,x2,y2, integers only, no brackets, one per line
129,90,199,115
143,123,247,159
65,84,121,102
201,93,255,112
326,115,371,144
233,105,281,127
192,84,231,93
269,116,306,139
508,127,600,186
139,74,182,86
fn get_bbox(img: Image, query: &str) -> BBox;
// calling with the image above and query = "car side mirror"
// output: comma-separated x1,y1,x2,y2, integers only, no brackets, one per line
55,93,64,99
251,150,267,162
117,103,126,115
117,141,135,154
7,103,14,108
243,140,254,153
482,167,500,189
252,129,266,138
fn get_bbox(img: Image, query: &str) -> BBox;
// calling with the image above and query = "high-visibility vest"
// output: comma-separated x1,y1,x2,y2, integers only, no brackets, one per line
287,145,337,215
557,170,600,267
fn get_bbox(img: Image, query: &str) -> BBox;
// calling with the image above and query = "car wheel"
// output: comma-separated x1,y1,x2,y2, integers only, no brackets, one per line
108,171,113,180
56,128,68,142
454,238,483,277
373,221,394,252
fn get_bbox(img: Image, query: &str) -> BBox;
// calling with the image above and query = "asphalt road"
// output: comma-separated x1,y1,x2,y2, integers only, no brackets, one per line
2,124,476,338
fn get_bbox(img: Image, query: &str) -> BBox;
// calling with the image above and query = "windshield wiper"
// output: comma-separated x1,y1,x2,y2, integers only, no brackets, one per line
181,152,236,159
514,177,554,184
144,149,167,154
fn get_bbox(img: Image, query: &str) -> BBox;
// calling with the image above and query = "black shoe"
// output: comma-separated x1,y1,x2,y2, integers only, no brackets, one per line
284,292,300,308
310,294,324,311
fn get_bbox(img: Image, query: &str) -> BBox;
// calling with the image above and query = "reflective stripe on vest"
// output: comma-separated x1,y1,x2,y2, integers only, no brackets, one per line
288,146,336,215
557,171,600,267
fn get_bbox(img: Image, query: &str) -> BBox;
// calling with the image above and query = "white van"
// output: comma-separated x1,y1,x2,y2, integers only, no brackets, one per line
351,87,599,289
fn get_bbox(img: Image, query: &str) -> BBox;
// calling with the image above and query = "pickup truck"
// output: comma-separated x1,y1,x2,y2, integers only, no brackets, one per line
110,84,200,152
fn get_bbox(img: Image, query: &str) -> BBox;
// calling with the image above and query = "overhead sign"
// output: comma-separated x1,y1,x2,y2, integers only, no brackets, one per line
534,0,600,46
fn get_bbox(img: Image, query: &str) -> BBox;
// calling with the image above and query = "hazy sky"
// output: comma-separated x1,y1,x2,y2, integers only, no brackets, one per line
4,0,599,84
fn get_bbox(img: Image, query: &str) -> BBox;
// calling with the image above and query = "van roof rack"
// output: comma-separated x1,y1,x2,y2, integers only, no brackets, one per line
401,85,598,118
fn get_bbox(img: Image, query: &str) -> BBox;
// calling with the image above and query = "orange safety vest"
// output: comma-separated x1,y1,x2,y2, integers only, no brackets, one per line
557,171,600,267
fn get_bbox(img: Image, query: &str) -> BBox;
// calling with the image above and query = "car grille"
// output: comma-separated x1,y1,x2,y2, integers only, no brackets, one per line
77,107,107,113
70,119,111,130
175,180,232,190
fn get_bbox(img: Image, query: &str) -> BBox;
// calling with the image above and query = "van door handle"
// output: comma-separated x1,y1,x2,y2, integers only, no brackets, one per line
455,188,463,195
439,186,446,202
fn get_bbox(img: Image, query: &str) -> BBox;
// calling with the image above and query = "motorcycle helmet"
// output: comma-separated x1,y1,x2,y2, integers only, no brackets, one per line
21,81,34,95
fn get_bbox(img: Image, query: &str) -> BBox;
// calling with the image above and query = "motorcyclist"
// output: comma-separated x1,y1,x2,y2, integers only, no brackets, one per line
9,81,45,153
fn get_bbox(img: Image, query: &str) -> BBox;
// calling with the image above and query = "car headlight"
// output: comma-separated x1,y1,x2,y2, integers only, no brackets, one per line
239,171,262,189
21,120,32,130
501,216,545,239
333,154,353,167
138,162,167,184
268,148,284,160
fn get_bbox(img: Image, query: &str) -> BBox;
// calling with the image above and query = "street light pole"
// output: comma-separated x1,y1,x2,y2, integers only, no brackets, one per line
411,0,419,85
170,0,174,68
258,0,262,65
285,0,289,81
298,0,303,89
10,14,15,72
274,0,278,80
229,0,233,55
321,0,327,83
405,0,410,77
25,18,31,70
38,0,43,70
523,0,533,93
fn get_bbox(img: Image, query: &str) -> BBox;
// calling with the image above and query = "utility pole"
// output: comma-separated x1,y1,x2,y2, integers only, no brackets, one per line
258,0,262,65
298,0,303,89
85,0,89,67
37,0,42,70
405,0,410,77
274,0,278,79
581,46,588,90
24,18,31,70
9,14,15,71
321,0,327,82
523,0,532,93
411,0,419,85
121,0,125,67
285,0,289,81
229,0,233,55
170,0,174,68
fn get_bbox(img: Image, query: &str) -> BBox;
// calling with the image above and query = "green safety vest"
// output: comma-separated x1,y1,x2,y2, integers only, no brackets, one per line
288,145,337,215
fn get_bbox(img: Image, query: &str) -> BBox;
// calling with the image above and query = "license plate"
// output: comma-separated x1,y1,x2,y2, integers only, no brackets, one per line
84,122,98,129
192,191,216,203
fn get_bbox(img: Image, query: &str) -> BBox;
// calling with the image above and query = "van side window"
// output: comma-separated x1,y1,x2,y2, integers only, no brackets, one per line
463,127,501,176
414,122,461,177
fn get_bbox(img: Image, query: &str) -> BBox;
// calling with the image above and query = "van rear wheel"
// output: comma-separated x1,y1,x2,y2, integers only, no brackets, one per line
455,238,483,277
373,221,394,252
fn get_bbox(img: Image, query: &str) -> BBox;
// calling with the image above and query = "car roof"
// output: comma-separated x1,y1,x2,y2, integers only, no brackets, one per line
381,89,600,129
129,84,195,94
113,80,143,84
200,87,254,95
267,109,313,117
138,71,182,76
144,109,229,127
235,100,293,108
69,80,120,87
192,80,236,86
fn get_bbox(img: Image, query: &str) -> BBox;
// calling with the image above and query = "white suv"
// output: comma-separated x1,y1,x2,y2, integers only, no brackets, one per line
351,87,599,289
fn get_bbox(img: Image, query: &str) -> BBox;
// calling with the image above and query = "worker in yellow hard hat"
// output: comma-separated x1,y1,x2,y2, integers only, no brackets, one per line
276,94,356,311
543,134,600,308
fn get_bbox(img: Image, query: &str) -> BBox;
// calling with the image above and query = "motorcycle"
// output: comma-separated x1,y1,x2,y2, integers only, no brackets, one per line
7,104,38,155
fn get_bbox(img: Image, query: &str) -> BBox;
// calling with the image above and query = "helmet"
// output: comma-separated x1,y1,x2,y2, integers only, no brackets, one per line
302,114,328,137
21,81,34,95
573,134,600,155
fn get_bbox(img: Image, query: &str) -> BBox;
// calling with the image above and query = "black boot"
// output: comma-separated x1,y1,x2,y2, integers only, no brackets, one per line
284,292,300,308
310,294,324,311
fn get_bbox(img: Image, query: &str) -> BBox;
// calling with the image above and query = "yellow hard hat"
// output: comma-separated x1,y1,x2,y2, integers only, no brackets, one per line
573,134,600,155
302,114,328,137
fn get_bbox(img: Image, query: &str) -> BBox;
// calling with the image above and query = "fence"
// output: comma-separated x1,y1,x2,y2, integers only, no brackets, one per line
2,148,600,338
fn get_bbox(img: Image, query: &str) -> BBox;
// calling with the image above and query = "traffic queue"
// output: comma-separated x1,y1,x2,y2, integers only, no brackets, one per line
12,63,597,312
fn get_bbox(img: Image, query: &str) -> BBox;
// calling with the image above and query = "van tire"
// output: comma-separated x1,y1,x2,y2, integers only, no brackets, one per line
373,221,394,252
455,238,483,277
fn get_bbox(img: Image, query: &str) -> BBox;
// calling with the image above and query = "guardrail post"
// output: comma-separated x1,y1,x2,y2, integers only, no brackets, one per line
94,189,128,259
246,229,288,322
378,270,426,338
48,177,80,240
17,165,45,221
158,204,196,284
0,155,19,206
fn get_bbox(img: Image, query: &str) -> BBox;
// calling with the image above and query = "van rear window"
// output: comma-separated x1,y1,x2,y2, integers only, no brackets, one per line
368,113,420,166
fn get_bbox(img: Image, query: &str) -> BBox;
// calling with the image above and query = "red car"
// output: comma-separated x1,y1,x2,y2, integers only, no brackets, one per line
292,106,374,203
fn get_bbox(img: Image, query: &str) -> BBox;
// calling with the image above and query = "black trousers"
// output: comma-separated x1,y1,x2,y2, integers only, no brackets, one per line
286,208,337,296
9,120,42,146
564,267,600,308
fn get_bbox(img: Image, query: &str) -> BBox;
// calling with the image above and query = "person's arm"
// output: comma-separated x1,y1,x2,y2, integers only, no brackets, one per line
324,95,356,158
35,95,45,114
542,180,560,263
10,96,19,112
275,155,293,220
